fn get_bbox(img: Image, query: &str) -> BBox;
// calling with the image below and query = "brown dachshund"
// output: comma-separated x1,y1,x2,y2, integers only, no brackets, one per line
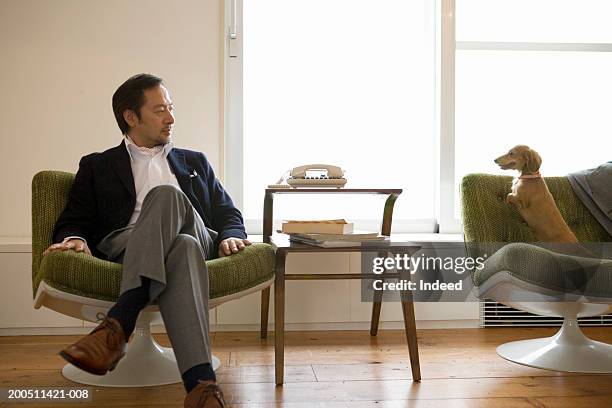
495,145,578,243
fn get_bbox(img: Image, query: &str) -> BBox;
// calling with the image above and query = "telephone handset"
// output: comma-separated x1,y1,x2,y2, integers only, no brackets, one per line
269,164,347,188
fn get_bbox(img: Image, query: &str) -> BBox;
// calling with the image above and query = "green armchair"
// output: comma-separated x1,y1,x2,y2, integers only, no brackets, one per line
32,171,275,386
461,173,612,373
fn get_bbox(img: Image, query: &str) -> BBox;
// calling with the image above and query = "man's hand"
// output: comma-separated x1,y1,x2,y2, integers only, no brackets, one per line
218,237,251,257
43,239,91,256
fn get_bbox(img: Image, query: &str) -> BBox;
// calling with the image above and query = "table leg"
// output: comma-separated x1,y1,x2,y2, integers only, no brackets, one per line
370,250,388,336
375,195,398,337
274,251,287,386
260,286,270,339
370,294,382,336
263,192,274,243
381,193,399,236
400,269,421,382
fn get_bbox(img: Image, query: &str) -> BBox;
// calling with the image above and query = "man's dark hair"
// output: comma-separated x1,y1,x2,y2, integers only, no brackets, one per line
112,73,164,134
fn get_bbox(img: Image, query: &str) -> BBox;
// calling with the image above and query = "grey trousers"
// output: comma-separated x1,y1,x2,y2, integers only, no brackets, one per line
97,184,217,375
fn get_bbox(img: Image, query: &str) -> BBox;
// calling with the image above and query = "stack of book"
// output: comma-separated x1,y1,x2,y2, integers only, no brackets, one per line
280,219,386,248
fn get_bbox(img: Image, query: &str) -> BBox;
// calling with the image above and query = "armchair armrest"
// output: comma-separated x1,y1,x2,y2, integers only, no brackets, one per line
207,243,275,299
35,251,122,301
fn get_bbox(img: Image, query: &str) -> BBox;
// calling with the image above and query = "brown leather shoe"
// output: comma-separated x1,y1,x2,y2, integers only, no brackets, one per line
184,381,228,408
59,317,126,375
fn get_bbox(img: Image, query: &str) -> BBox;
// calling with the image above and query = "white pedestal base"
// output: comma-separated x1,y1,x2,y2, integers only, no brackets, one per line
62,313,221,387
497,317,612,373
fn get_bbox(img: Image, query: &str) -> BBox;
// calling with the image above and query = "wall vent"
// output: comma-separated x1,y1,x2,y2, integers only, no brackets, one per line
480,300,612,327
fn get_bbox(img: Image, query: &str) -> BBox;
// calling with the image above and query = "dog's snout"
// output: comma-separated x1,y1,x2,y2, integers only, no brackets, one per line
494,158,499,164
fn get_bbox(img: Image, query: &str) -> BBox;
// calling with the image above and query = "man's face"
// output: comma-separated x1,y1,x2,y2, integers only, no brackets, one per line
126,85,175,147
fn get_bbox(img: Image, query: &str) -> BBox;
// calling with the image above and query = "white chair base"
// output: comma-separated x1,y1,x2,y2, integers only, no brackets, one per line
62,313,221,387
497,316,612,374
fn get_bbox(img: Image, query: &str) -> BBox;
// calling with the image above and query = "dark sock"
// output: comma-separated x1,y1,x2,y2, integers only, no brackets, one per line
182,363,216,393
106,277,151,339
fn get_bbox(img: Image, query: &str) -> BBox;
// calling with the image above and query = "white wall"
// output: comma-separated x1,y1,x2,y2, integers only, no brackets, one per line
0,0,223,238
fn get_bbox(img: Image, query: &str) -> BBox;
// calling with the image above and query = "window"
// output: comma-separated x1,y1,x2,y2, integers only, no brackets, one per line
226,0,438,233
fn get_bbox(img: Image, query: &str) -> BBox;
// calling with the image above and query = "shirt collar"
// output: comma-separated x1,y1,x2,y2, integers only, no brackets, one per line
124,135,173,159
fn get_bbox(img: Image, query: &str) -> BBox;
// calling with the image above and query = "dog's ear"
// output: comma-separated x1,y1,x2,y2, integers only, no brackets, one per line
524,149,542,173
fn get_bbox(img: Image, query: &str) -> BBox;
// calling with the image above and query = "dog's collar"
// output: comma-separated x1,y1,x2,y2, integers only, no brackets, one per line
519,172,542,179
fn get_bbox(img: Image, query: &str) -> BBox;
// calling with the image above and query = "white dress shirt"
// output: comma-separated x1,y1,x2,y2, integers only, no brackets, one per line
63,136,180,245
123,135,180,226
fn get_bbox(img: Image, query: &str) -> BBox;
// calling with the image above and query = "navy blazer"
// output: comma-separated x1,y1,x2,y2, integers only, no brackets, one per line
52,142,247,259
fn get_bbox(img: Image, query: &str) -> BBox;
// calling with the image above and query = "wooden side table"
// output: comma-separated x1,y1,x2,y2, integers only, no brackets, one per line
263,188,422,385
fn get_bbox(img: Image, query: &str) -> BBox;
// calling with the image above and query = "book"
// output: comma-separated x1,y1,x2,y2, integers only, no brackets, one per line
288,235,360,247
288,231,387,248
289,234,388,248
289,231,382,242
281,219,354,234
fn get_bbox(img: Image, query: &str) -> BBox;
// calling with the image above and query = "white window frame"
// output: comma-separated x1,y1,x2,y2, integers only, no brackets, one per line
438,0,459,233
223,0,462,235
223,0,244,210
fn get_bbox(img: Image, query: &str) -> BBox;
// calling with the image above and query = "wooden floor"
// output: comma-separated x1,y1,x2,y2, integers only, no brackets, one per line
1,327,611,407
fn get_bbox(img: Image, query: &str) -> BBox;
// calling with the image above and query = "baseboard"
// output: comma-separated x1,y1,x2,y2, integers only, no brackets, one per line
0,320,479,336
211,319,480,331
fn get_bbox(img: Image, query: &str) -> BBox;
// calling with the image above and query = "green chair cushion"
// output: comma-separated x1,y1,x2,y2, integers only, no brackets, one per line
37,243,275,302
473,242,612,298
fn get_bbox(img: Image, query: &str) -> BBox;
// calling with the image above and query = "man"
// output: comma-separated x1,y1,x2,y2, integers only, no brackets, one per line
44,74,247,408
